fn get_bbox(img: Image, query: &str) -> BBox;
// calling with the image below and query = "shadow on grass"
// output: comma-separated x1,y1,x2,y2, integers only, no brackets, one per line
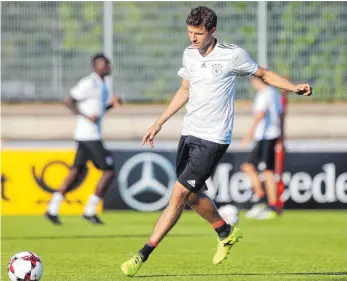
138,272,347,278
2,233,212,241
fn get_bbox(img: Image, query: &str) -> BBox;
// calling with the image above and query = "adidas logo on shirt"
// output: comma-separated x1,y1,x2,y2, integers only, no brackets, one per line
187,180,196,187
200,63,207,68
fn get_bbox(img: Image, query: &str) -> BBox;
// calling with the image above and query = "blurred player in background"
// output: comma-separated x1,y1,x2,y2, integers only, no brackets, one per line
241,76,284,219
121,6,311,277
45,53,121,225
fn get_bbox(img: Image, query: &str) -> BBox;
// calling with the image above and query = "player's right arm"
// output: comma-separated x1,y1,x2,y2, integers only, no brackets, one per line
142,79,189,148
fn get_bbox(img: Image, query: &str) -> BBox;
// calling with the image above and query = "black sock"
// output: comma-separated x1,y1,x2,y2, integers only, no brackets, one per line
258,195,267,204
215,222,233,240
139,242,156,261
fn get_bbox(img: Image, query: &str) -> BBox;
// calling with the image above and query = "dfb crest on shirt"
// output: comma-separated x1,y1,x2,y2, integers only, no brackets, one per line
212,64,223,77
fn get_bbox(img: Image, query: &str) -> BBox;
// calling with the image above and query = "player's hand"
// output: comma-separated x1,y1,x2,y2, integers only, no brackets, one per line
142,123,162,148
86,115,98,123
294,84,312,96
241,136,251,149
112,96,122,108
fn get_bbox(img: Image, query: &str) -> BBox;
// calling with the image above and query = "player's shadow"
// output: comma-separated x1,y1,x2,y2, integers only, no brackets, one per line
1,233,212,241
138,272,347,278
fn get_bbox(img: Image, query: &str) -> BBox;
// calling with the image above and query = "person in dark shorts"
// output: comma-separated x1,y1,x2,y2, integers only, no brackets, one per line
175,135,229,193
45,53,121,225
241,76,284,219
121,6,312,277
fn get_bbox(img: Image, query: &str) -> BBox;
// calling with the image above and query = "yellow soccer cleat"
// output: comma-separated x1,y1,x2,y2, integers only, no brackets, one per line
120,253,143,277
213,227,243,265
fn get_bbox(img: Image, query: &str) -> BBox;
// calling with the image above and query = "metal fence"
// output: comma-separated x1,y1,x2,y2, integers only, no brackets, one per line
1,2,347,102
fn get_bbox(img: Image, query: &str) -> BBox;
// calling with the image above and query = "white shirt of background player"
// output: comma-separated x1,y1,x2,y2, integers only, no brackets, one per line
70,73,113,141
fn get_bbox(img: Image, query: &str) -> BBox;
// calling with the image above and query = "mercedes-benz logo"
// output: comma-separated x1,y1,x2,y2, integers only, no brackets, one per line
118,153,175,211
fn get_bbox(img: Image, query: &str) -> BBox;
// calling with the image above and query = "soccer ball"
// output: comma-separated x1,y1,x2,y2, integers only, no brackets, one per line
218,204,240,226
8,252,43,281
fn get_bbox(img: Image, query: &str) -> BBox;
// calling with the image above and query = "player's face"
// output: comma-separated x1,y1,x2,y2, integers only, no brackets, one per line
187,25,215,50
95,59,112,76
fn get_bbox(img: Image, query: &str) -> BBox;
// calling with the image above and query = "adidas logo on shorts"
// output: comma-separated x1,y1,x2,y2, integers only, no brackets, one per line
187,180,196,187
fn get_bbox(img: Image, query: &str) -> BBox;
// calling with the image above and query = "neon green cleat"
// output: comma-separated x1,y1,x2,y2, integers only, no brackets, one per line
213,227,243,265
121,253,143,277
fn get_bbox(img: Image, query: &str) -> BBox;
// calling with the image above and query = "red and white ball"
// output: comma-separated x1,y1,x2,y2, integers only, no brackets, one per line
8,252,43,281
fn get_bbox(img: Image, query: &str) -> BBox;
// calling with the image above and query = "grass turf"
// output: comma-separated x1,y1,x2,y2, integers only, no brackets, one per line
1,210,346,281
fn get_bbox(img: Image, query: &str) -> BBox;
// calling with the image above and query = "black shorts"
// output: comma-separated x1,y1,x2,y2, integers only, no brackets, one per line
176,135,229,193
247,138,278,171
73,140,114,171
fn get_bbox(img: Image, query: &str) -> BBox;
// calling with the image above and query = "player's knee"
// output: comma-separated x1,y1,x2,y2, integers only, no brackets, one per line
175,192,188,206
169,185,190,209
241,162,252,172
187,192,199,205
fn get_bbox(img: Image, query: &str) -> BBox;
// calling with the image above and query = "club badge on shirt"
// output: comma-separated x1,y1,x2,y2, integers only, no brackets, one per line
212,64,223,77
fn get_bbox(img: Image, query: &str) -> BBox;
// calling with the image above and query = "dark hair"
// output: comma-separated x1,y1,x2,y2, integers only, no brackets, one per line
92,53,110,66
186,6,217,31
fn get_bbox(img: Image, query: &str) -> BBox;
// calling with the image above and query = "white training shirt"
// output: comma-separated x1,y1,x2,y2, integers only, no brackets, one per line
253,86,283,141
177,39,258,144
69,72,112,141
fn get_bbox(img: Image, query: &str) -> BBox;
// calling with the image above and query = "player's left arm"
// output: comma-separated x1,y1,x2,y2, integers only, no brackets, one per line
253,67,312,96
242,111,265,149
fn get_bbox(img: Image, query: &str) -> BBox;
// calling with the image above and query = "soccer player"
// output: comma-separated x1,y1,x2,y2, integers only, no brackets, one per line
121,6,311,276
241,76,284,219
45,53,120,225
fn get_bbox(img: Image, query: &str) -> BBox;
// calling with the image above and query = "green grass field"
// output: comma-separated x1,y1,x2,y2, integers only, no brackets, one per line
2,210,346,281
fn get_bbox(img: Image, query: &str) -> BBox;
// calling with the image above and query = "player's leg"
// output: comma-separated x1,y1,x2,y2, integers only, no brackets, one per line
187,191,222,225
241,163,264,197
83,140,114,224
139,136,193,257
121,136,241,275
148,182,191,243
182,138,242,264
45,142,88,224
241,141,266,218
263,170,277,207
187,189,233,236
121,136,190,276
188,192,243,264
121,181,192,276
255,138,279,219
139,136,195,247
